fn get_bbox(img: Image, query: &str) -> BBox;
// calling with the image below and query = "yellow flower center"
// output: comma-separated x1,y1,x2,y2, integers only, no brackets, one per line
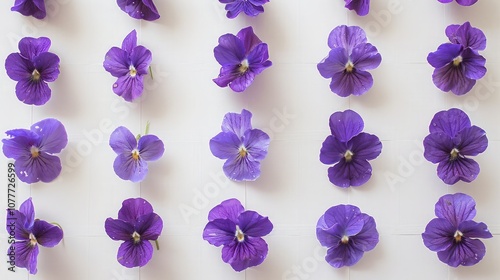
235,225,245,242
344,150,354,162
29,233,38,247
238,146,247,158
345,61,354,73
238,59,249,74
450,148,460,160
454,230,463,243
132,231,141,244
132,149,140,160
30,146,40,158
453,56,463,67
31,69,41,81
129,65,137,77
341,235,349,244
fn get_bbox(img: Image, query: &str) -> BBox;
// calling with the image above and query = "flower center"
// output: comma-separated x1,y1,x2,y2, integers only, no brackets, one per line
341,235,349,244
235,225,245,242
131,149,140,160
31,69,41,81
238,59,249,74
30,146,40,158
344,150,354,162
453,56,463,67
454,230,463,243
132,231,141,244
450,148,460,160
129,65,137,77
29,233,38,247
345,61,354,73
238,146,247,158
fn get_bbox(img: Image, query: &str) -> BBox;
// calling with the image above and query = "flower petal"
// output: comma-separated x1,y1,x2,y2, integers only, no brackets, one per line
320,204,364,235
34,52,60,82
118,198,154,224
15,152,62,183
18,37,51,60
31,118,67,154
327,25,367,53
459,220,493,239
112,153,147,182
103,47,130,77
113,74,145,101
5,53,32,81
236,26,262,54
2,129,38,160
317,48,349,79
32,220,63,247
327,158,373,187
7,209,30,240
319,135,346,165
214,34,246,65
109,126,137,154
451,22,486,50
329,69,374,97
137,134,164,161
349,132,382,161
437,157,480,184
221,109,253,138
15,77,52,105
427,43,462,69
243,129,270,161
238,210,273,237
328,110,364,142
105,218,135,241
207,198,244,222
11,0,46,19
222,154,261,181
135,212,163,240
422,218,454,252
117,240,154,268
434,193,476,225
316,224,343,247
19,197,35,229
423,132,454,164
461,48,486,80
325,242,364,268
345,0,370,16
431,62,476,95
351,214,379,252
228,70,256,92
209,132,240,160
13,241,39,274
428,108,471,137
351,43,382,71
454,126,487,156
121,30,137,54
203,218,237,246
221,237,269,271
437,238,485,267
130,46,152,75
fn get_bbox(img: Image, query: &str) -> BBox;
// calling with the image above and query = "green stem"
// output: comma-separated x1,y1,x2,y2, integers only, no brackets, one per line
149,65,154,80
154,239,160,250
145,121,151,135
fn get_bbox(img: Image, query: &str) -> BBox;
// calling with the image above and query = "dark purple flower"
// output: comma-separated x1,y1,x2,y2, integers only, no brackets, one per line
103,30,152,102
317,25,381,97
203,198,273,271
109,126,164,183
116,0,160,21
423,108,487,185
2,118,67,184
219,0,269,19
5,37,60,105
438,0,478,6
320,110,382,187
316,204,378,268
11,0,46,19
445,22,486,51
6,198,63,274
105,198,163,268
422,193,492,267
344,0,370,16
213,26,272,92
209,109,270,181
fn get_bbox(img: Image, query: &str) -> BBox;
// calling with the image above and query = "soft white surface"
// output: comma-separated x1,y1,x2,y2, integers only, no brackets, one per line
0,0,499,279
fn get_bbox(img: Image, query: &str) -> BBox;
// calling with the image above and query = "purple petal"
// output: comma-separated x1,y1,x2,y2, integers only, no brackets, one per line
427,43,463,69
459,220,493,239
236,26,262,54
19,197,35,228
18,37,51,60
32,220,63,247
209,132,241,160
246,43,271,73
320,204,363,234
212,65,242,88
437,157,480,184
437,238,485,267
130,46,152,75
349,132,382,161
432,63,476,95
135,213,163,240
434,193,476,225
461,48,486,80
423,132,454,163
454,126,487,156
242,129,270,161
214,34,246,65
203,219,237,246
11,0,46,19
103,47,130,77
113,150,148,182
8,209,30,240
118,198,154,224
140,0,161,21
445,24,460,44
121,30,137,54
238,211,273,237
228,70,256,92
319,135,346,165
325,242,364,268
328,110,364,142
13,241,39,274
113,75,145,101
452,22,486,50
317,48,349,79
351,43,382,71
351,214,379,252
105,218,135,241
2,129,38,160
316,224,343,247
428,108,471,136
222,154,261,181
117,240,153,268
422,218,454,252
31,118,67,154
327,25,367,53
221,237,268,271
455,0,478,6
15,77,52,106
117,0,160,21
137,135,164,161
345,0,370,16
221,109,253,138
327,158,373,187
329,69,374,97
5,53,32,81
207,198,244,222
109,126,137,154
15,152,62,183
33,52,60,82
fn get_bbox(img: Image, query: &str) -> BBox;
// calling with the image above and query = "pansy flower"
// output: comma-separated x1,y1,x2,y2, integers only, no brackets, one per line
109,126,164,183
427,22,486,95
320,110,382,187
213,26,272,92
316,204,379,268
7,197,63,274
209,109,270,181
2,118,68,184
422,193,492,267
105,198,163,268
11,0,46,19
219,0,269,19
117,0,160,21
203,198,273,271
5,36,60,105
103,30,152,102
317,25,381,97
344,0,370,16
423,108,487,185
437,0,478,6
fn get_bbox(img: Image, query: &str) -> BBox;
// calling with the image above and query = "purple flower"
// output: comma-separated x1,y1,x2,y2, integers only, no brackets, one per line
2,118,67,184
209,109,270,181
105,198,163,268
116,0,160,21
6,198,63,274
109,126,164,183
423,108,487,185
422,193,492,267
317,25,381,97
344,0,370,16
427,22,486,95
219,0,269,19
11,0,46,19
203,198,273,271
5,37,60,105
103,30,152,102
316,204,379,268
213,26,272,92
438,0,478,6
320,110,382,187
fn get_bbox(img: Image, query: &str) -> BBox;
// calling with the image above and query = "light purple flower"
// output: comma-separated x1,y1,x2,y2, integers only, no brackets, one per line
105,198,163,268
109,126,164,183
422,193,492,267
103,30,152,102
116,0,160,21
316,204,379,268
209,109,270,181
6,198,63,274
11,0,46,19
5,37,60,105
213,26,272,92
320,110,382,187
438,0,478,6
2,118,67,184
427,22,486,95
344,0,370,16
423,108,487,185
219,0,269,19
318,25,381,97
203,198,273,271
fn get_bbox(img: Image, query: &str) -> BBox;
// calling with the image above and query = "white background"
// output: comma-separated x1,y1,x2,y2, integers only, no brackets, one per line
1,0,499,279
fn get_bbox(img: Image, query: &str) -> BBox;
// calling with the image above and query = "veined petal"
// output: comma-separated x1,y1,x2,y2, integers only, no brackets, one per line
236,26,262,54
15,77,52,105
113,142,149,181
221,109,253,137
214,34,246,65
18,37,51,60
325,242,364,268
11,0,46,19
105,218,135,241
452,22,486,50
349,132,382,161
437,238,485,267
7,209,30,240
31,118,67,154
209,132,241,160
32,220,63,247
113,75,145,101
103,47,130,77
207,198,244,222
229,70,256,92
428,108,471,136
137,134,164,161
422,218,454,252
316,224,343,247
459,220,493,239
328,110,364,142
19,197,35,228
118,198,154,223
432,63,476,95
327,158,372,187
203,219,237,246
327,25,367,53
434,193,476,225
222,237,268,271
2,129,37,160
130,46,152,75
243,129,270,161
213,65,242,88
461,48,486,80
351,43,382,71
320,135,347,165
33,52,60,82
117,0,160,21
345,0,370,16
15,152,62,183
238,211,273,237
454,126,487,156
13,240,39,274
140,0,161,21
121,30,137,54
135,213,163,240
351,214,379,252
321,204,364,235
117,240,154,268
455,0,478,7
330,69,374,97
423,132,454,164
222,154,261,181
317,48,349,79
109,126,137,154
5,53,32,81
427,43,463,69
246,43,271,68
437,157,480,184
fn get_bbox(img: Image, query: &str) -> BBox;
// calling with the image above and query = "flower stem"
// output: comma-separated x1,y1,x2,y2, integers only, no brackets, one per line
145,121,151,135
154,239,160,250
149,66,154,80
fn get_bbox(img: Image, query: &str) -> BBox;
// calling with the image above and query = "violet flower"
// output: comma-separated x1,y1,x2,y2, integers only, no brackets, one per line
2,118,68,184
11,0,46,19
203,198,273,271
438,0,478,6
427,22,486,95
213,26,272,92
422,193,492,267
320,110,382,187
423,108,487,185
219,0,269,19
103,30,152,102
116,0,160,21
109,126,164,183
105,198,163,268
318,25,381,97
6,198,63,274
344,0,370,16
209,109,270,181
316,204,379,268
5,37,60,105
